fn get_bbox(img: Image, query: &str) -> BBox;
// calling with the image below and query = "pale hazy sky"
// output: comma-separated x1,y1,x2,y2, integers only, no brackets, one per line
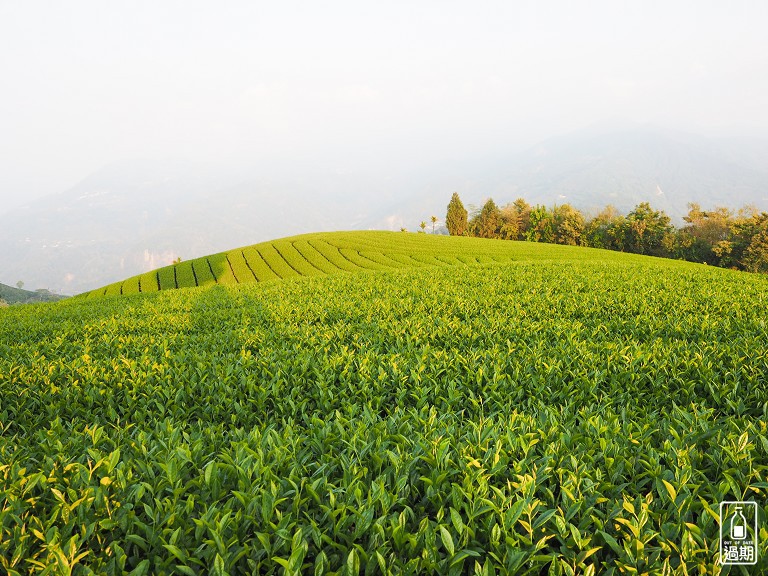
2,1,767,210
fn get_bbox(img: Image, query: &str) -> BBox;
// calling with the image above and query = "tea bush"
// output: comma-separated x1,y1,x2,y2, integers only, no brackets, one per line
1,243,767,574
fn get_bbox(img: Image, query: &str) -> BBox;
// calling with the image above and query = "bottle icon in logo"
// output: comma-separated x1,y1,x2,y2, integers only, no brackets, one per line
720,501,758,565
731,506,747,540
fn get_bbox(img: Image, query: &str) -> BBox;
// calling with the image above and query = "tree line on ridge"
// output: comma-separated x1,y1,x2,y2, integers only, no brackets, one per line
444,192,768,273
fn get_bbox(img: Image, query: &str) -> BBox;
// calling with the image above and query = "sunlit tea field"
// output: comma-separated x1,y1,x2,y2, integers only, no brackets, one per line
1,233,767,574
86,231,635,297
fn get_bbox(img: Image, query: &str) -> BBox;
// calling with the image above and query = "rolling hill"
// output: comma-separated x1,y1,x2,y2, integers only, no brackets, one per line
2,232,767,572
82,230,655,298
0,159,405,296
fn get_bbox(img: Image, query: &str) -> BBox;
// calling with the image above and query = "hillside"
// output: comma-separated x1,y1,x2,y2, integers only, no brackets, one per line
0,160,404,295
3,127,768,296
3,234,766,572
84,230,655,297
0,281,66,305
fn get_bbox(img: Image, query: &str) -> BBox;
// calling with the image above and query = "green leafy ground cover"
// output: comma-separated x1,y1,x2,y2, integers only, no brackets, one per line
1,234,767,574
85,232,638,297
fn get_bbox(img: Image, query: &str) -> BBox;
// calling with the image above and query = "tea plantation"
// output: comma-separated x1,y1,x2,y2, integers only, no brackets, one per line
1,232,767,574
85,231,635,297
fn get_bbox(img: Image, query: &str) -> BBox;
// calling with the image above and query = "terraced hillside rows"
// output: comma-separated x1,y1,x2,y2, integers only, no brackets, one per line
84,232,645,297
2,236,767,574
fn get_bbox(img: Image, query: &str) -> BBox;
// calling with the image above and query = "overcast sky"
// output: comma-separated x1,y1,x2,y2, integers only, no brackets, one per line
1,1,767,211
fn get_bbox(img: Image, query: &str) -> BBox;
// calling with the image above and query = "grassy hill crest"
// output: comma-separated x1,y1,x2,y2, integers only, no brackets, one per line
85,230,671,298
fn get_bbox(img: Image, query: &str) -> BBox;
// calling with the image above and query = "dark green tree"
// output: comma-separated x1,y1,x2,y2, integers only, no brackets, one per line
498,204,519,240
511,198,532,240
675,204,733,264
623,202,673,256
714,209,768,271
526,205,555,243
472,198,501,239
446,192,468,236
552,204,585,246
583,206,625,250
743,216,768,272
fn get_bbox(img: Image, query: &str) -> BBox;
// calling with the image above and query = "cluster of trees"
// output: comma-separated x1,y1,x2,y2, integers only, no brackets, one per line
445,192,768,273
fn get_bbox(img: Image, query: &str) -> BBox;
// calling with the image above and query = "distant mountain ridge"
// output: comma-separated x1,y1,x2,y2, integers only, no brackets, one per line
372,125,768,228
0,159,400,295
2,125,767,294
0,282,66,305
471,125,768,220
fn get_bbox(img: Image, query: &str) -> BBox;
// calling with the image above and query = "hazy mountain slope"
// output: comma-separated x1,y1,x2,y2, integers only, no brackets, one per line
0,281,65,305
0,160,400,295
2,126,767,295
483,126,768,219
368,126,768,228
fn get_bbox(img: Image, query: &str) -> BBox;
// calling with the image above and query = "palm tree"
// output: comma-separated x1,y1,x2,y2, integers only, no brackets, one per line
431,216,438,233
419,221,427,233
